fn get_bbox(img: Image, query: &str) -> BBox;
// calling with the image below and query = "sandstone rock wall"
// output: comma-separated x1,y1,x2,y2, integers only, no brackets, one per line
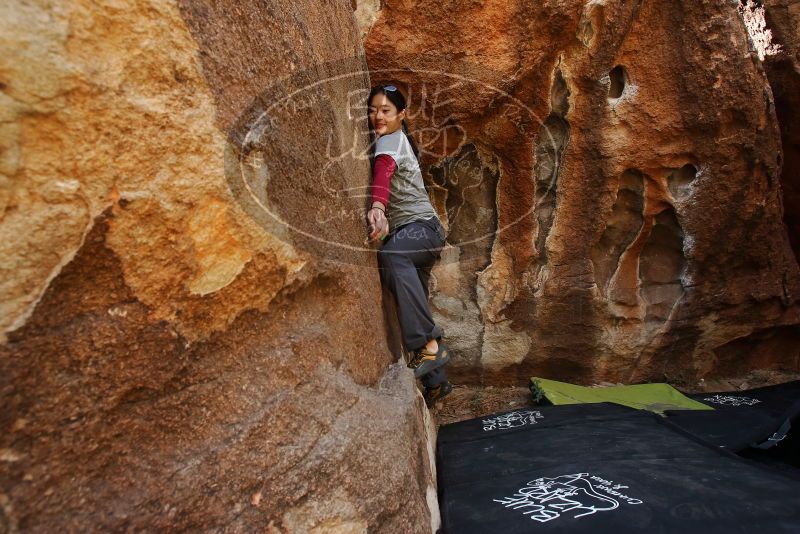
763,0,800,262
1,1,437,532
363,0,800,385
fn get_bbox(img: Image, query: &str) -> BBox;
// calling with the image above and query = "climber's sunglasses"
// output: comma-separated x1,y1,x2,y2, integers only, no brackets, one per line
382,85,397,91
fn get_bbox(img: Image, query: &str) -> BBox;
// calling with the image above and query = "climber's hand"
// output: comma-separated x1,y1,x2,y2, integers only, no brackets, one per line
366,208,389,243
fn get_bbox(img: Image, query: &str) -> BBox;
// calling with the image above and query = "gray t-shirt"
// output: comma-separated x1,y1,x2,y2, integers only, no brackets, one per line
374,129,439,233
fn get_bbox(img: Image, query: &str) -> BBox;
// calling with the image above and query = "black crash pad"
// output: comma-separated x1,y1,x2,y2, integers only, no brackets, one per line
437,402,800,533
437,402,638,445
687,381,800,412
664,380,800,463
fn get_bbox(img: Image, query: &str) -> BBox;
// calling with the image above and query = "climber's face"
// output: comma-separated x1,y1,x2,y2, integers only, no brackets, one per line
369,93,405,137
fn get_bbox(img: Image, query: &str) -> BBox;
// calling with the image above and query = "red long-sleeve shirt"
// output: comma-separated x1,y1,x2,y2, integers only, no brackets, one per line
371,154,396,207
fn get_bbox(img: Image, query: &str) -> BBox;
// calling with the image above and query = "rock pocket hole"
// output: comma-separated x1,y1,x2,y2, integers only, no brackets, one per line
667,163,698,200
608,65,627,99
533,115,570,263
591,170,645,296
639,208,686,322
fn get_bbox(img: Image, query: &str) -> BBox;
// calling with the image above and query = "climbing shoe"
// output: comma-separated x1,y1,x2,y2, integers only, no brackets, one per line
424,381,453,408
407,339,450,379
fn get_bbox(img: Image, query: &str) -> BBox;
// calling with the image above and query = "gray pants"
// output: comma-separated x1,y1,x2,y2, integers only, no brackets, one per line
378,217,449,387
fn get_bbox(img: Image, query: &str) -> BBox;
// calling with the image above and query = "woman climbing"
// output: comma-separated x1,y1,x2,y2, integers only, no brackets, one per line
365,84,453,408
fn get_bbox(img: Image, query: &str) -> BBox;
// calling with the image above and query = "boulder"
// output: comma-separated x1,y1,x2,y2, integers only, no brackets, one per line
363,0,800,385
0,1,437,531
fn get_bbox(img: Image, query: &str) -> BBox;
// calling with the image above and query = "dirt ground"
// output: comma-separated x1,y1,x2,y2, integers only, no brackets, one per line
430,369,800,426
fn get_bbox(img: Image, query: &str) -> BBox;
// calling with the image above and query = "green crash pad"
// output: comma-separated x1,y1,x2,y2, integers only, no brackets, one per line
530,377,713,414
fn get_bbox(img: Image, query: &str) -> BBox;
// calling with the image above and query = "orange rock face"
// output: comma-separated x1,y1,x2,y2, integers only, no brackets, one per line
364,0,800,385
1,0,437,531
3,0,800,529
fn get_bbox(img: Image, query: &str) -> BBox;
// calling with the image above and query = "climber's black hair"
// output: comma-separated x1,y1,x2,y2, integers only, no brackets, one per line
367,84,421,166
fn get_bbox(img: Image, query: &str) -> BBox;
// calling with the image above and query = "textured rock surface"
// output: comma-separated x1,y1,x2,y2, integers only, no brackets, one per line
1,0,437,532
364,0,800,385
763,0,800,262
